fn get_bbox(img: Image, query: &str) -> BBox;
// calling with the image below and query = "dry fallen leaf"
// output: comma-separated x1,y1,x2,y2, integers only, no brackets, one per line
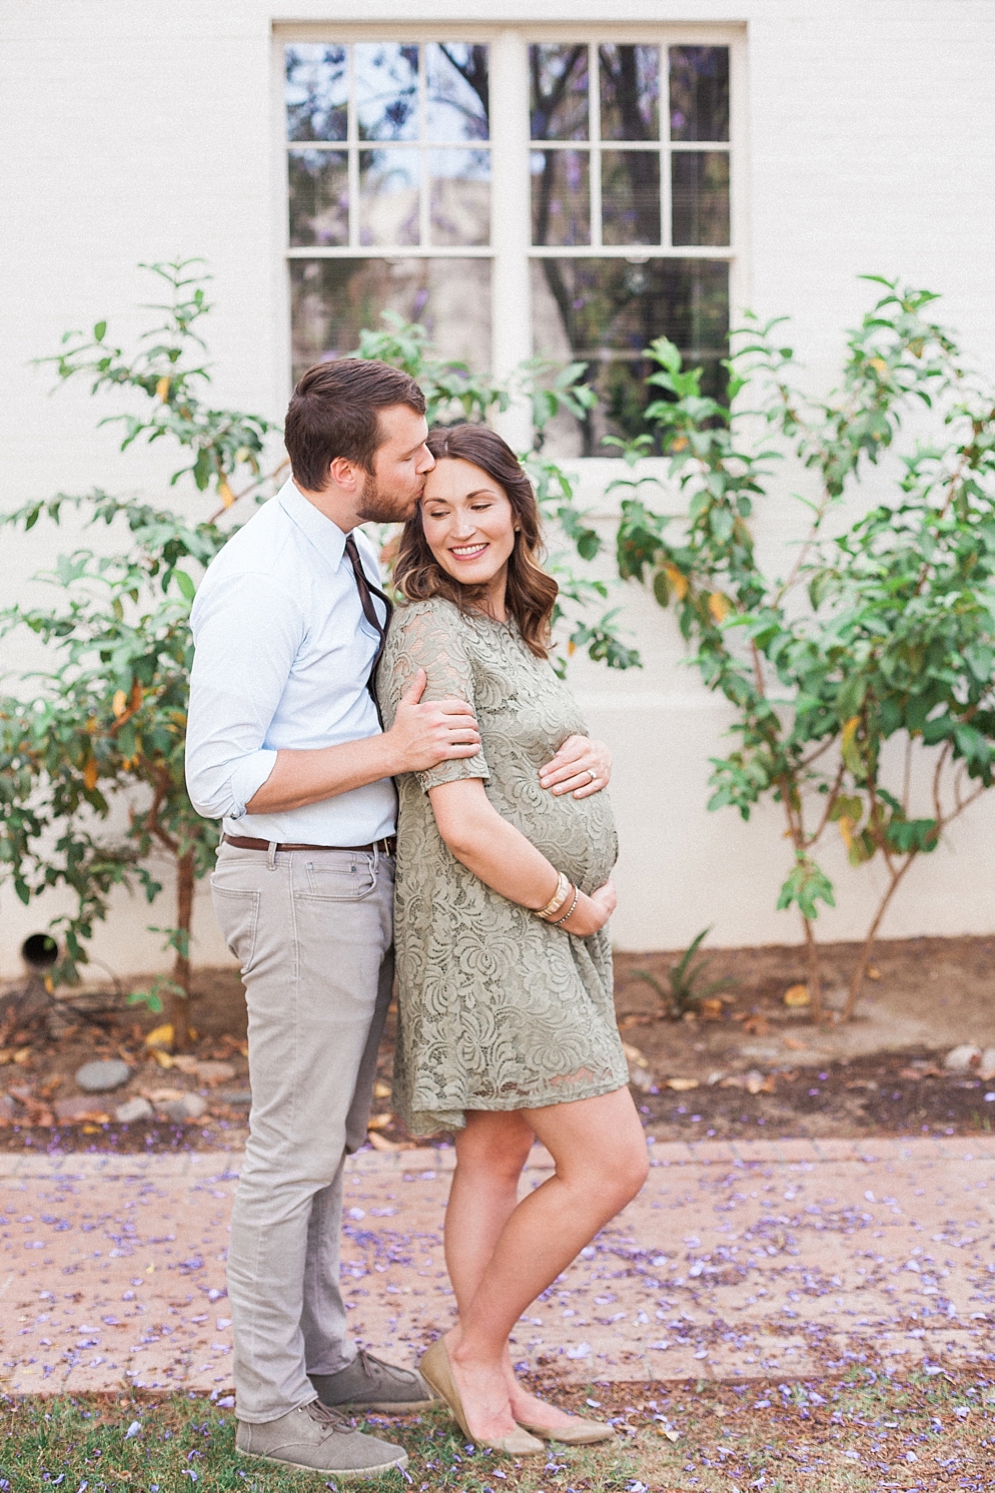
699,998,724,1020
784,983,810,1007
373,1080,392,1099
145,1024,174,1050
366,1112,394,1131
782,1036,806,1051
666,1077,700,1091
866,965,882,980
366,1131,394,1150
621,1041,647,1064
742,1016,771,1035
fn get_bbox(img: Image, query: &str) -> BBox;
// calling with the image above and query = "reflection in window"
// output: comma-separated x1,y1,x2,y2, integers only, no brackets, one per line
669,46,729,142
290,258,492,385
531,151,590,247
284,43,491,250
288,150,348,247
530,45,589,141
672,152,730,246
601,151,661,245
531,259,729,457
286,45,347,142
599,45,659,141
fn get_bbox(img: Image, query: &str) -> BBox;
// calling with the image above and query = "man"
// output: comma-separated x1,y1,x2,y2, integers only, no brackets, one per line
185,358,610,1477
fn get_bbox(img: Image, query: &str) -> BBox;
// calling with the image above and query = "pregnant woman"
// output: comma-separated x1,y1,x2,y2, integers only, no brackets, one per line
379,425,648,1454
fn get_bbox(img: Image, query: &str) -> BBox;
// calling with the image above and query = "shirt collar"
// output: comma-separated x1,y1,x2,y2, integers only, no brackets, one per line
278,478,349,569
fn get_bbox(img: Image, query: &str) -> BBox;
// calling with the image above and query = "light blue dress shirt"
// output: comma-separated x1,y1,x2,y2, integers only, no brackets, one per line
185,478,397,845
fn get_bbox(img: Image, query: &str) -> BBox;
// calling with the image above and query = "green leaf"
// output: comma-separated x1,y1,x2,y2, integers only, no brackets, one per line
173,569,196,601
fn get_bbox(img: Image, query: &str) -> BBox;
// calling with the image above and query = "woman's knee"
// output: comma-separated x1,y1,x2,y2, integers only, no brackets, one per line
456,1110,534,1184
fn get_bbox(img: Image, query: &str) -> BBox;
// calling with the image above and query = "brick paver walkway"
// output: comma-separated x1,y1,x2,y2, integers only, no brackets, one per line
2,1137,993,1397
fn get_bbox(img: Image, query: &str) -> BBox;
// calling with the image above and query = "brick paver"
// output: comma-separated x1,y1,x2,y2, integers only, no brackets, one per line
1,1138,993,1396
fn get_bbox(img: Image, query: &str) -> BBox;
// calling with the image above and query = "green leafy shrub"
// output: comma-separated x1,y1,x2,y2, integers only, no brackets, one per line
614,278,995,1018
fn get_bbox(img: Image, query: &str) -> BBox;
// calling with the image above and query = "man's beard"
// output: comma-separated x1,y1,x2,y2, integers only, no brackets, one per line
356,469,419,523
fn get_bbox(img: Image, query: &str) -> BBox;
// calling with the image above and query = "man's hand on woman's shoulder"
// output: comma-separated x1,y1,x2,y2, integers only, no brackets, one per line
385,669,482,775
539,735,612,799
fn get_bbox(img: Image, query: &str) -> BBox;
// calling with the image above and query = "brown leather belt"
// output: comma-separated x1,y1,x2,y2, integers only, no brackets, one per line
223,833,396,856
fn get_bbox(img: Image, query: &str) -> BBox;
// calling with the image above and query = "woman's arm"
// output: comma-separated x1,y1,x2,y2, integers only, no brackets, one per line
428,777,615,936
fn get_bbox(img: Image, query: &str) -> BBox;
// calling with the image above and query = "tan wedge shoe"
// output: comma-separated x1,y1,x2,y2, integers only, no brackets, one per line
419,1339,545,1457
516,1414,614,1445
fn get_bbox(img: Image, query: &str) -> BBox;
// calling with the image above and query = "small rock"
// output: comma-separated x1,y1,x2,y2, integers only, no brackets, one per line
0,1095,15,1124
75,1059,131,1093
628,1064,654,1093
115,1096,154,1123
979,1047,995,1081
219,1089,252,1106
944,1044,982,1072
55,1095,111,1122
162,1093,207,1123
192,1060,236,1086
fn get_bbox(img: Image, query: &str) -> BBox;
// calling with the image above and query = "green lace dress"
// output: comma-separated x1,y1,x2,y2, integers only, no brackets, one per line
378,596,628,1137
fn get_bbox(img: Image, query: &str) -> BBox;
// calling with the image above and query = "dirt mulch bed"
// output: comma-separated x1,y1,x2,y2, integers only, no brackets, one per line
2,935,995,1153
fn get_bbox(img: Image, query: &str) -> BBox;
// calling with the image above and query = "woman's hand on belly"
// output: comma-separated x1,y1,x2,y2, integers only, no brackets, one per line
539,735,612,799
555,877,617,936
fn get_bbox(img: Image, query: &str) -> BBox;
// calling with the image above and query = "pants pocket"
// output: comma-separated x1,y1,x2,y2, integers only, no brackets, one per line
299,857,377,902
211,884,261,973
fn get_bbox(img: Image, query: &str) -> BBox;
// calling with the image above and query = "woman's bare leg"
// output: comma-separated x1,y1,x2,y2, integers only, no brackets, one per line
445,1112,548,1422
442,1086,648,1441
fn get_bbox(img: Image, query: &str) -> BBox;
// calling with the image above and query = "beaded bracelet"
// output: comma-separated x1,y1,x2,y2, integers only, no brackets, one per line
535,870,571,922
549,885,580,927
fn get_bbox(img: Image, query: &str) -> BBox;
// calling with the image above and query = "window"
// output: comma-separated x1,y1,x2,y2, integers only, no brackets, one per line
283,32,737,457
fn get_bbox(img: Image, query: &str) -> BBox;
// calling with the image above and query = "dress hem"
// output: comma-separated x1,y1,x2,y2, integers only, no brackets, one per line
403,1070,631,1139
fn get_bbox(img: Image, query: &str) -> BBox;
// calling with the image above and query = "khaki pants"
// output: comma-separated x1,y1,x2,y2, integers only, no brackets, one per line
210,841,394,1423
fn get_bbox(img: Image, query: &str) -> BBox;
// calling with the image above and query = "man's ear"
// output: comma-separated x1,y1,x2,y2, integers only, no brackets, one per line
328,455,360,490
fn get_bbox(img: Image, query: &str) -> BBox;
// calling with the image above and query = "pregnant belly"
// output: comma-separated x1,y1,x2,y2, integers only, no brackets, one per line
489,782,618,894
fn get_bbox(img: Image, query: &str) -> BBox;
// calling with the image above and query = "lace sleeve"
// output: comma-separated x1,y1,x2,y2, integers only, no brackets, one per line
379,599,490,792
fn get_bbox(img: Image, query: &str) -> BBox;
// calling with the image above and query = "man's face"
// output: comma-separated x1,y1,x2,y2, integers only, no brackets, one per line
356,405,435,523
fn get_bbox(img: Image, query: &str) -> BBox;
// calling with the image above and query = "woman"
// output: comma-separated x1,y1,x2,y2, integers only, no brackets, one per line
378,425,648,1454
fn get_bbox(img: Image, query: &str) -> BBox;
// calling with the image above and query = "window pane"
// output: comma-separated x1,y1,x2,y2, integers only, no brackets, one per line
530,44,589,141
531,150,590,246
530,258,729,456
426,43,489,141
430,149,490,245
290,258,492,386
602,151,661,245
599,45,659,141
669,46,730,142
356,43,419,141
285,44,348,142
288,150,349,247
671,152,730,245
360,149,420,247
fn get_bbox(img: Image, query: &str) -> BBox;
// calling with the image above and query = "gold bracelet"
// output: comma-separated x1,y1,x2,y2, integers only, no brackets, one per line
549,885,580,927
535,870,571,921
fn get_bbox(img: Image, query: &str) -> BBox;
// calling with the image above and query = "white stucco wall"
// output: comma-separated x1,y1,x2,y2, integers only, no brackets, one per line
2,1,995,977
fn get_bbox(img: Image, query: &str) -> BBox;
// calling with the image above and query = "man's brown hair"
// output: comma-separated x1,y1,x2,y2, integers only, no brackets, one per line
284,358,426,491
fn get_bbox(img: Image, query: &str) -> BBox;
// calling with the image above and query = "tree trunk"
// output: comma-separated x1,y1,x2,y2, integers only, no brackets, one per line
170,848,195,1052
802,913,823,1021
841,856,915,1022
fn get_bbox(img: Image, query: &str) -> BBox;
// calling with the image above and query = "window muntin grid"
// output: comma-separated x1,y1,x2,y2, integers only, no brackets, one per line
529,42,730,252
283,36,735,455
286,43,491,252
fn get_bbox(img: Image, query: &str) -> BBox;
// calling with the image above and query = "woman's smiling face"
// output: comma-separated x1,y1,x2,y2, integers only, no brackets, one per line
420,457,517,613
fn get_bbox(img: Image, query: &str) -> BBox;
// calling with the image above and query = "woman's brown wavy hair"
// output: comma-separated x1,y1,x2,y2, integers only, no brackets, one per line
393,426,558,659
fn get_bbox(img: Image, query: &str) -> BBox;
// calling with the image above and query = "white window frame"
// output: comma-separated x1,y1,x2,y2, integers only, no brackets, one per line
274,22,748,455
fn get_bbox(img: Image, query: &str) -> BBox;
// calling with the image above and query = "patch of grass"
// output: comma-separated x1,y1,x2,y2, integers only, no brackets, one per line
1,1371,993,1491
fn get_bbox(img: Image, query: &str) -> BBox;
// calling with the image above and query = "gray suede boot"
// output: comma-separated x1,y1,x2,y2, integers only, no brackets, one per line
310,1349,436,1413
235,1399,407,1478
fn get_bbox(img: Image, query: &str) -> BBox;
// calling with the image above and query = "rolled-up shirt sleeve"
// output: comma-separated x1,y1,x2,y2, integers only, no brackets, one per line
185,569,303,821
